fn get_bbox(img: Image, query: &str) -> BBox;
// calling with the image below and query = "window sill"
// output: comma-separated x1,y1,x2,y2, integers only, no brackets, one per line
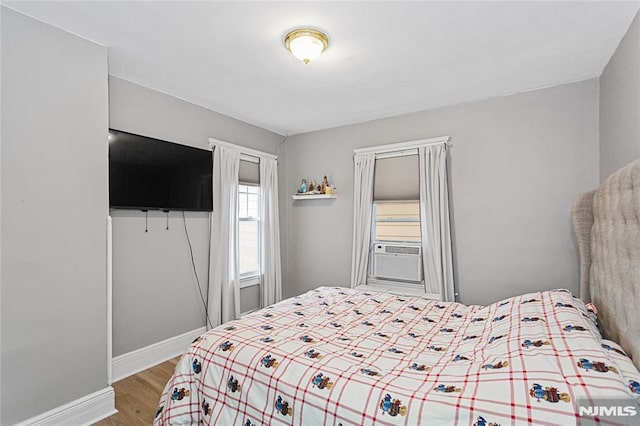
361,280,442,301
239,275,261,289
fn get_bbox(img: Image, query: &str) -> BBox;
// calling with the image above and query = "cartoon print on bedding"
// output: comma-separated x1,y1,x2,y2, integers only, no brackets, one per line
219,340,234,351
452,354,470,362
521,339,550,348
576,359,618,373
521,316,545,322
171,387,190,401
261,354,279,368
427,345,446,351
227,375,241,393
409,363,430,371
434,384,462,393
474,416,501,426
489,334,505,344
380,394,407,416
563,325,586,332
305,349,323,359
529,383,570,403
482,361,508,370
275,395,293,416
311,373,334,390
202,400,211,416
601,343,627,356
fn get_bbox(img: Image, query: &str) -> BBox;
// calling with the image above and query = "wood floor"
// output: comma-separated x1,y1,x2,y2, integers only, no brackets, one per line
94,357,179,425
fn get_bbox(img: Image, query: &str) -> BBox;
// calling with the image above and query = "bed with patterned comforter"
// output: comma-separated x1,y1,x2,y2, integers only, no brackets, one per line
154,287,640,425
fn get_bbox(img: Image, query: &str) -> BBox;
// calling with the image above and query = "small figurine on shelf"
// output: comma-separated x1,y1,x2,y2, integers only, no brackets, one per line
300,179,307,194
321,176,330,194
309,179,316,193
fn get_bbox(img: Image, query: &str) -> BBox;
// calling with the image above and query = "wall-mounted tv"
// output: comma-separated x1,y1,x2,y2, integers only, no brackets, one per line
109,129,213,211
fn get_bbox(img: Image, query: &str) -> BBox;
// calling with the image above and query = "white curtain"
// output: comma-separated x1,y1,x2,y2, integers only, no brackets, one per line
259,157,282,307
419,144,455,301
350,153,376,288
208,145,241,328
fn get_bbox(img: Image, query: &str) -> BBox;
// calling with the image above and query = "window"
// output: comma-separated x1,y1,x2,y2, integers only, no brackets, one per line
371,154,422,243
352,137,452,298
238,184,260,277
368,153,423,286
373,201,421,242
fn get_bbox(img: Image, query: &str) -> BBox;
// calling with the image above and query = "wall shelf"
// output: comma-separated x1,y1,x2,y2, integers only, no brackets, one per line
291,194,337,200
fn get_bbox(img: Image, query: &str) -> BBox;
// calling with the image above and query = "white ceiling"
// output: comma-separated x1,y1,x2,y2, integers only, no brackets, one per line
4,1,639,136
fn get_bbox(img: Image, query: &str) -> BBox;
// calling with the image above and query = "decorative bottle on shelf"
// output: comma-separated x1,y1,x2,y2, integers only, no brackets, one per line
300,179,307,194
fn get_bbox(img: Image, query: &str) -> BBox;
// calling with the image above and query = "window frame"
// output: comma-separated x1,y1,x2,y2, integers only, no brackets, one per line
238,183,261,280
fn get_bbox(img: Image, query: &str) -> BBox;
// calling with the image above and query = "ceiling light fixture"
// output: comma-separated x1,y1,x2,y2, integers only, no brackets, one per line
284,28,329,64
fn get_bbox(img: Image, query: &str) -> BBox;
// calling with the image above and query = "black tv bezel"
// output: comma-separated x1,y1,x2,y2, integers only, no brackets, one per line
108,129,213,212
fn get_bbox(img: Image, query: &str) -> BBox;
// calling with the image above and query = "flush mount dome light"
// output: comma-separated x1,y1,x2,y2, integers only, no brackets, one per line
284,28,329,64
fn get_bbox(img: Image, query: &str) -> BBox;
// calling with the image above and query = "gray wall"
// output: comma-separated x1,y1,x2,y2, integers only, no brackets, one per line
1,8,109,424
110,210,210,356
600,11,640,180
283,79,599,306
108,77,283,355
276,140,289,308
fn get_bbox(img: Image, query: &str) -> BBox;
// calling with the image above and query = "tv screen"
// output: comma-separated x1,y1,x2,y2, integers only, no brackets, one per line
109,129,213,211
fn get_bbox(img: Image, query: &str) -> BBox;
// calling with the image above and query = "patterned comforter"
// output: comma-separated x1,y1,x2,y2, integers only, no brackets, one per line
154,287,640,425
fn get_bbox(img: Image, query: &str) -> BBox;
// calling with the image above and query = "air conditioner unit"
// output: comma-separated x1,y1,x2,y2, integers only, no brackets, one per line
371,243,423,283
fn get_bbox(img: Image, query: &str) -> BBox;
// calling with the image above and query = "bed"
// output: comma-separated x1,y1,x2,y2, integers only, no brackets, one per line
154,160,640,425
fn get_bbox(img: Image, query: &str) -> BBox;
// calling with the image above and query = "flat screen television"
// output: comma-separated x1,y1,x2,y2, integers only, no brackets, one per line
109,129,213,211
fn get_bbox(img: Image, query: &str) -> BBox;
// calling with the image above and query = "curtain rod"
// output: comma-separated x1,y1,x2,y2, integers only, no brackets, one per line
208,137,278,160
353,136,450,156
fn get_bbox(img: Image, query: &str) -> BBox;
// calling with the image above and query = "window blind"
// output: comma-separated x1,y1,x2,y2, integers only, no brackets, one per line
373,154,419,201
239,159,260,185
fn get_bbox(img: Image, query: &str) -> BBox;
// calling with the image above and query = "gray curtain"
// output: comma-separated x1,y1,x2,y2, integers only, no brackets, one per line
350,153,376,288
208,145,241,327
419,144,455,301
259,157,282,307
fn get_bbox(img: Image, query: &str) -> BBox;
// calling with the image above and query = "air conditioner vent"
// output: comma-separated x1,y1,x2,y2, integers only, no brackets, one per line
385,245,420,255
371,243,423,283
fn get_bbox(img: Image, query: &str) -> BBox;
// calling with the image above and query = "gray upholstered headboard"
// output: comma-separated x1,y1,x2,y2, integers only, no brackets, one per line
572,159,640,370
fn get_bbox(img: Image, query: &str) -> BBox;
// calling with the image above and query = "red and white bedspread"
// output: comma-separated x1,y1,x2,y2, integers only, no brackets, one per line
154,287,640,425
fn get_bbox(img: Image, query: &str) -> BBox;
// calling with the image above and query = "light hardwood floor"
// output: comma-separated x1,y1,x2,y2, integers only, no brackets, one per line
94,357,179,425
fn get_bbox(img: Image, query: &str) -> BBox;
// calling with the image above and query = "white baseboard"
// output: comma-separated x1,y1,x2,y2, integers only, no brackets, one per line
112,326,206,382
16,387,116,426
